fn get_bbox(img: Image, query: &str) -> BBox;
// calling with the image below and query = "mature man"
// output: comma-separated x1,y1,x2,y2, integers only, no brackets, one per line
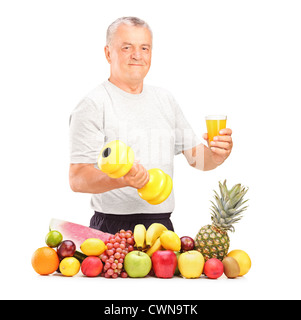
69,17,233,234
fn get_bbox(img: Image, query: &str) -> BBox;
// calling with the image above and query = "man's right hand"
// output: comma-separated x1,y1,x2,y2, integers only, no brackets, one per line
122,162,149,189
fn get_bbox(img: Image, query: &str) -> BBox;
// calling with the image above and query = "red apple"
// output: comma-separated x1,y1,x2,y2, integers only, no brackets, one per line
204,258,224,279
81,256,103,277
180,236,195,252
151,250,177,278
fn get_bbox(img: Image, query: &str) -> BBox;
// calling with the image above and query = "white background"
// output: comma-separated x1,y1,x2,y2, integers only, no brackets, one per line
1,0,300,300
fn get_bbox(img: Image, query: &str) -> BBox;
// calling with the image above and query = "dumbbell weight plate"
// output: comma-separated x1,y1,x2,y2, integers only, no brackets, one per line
138,169,173,205
98,140,135,178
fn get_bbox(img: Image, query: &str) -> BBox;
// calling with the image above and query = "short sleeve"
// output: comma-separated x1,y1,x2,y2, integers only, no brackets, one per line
173,99,201,155
69,98,105,163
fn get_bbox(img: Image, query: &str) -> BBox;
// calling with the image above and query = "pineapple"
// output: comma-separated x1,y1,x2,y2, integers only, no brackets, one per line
195,180,249,261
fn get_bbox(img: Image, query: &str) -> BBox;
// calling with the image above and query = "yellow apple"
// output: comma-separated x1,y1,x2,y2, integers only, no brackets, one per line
178,250,205,279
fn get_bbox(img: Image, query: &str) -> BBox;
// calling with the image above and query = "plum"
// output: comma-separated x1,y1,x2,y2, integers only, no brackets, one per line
180,236,195,252
57,240,76,258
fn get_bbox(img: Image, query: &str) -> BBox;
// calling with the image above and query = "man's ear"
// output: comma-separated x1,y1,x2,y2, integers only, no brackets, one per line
104,45,111,64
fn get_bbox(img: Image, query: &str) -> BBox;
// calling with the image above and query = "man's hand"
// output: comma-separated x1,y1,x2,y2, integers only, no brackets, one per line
203,128,233,165
122,162,150,189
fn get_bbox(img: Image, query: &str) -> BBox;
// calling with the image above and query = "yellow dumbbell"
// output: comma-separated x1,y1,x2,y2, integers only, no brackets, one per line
97,140,173,205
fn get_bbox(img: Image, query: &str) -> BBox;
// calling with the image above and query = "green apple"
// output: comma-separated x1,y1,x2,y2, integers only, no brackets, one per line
124,250,152,278
174,251,181,276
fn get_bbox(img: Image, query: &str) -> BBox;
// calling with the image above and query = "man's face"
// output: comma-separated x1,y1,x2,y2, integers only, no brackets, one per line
105,24,152,85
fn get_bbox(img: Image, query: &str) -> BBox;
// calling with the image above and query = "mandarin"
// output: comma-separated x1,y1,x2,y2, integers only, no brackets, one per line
31,247,60,275
227,250,251,276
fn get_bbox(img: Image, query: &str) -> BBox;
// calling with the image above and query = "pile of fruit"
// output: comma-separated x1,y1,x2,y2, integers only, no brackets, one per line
31,229,135,278
31,180,252,279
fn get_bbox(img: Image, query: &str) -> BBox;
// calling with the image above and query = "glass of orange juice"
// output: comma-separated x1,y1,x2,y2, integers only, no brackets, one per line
205,115,227,144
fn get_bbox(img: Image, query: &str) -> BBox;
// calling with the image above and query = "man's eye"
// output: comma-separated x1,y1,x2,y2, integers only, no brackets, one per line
123,46,130,50
142,47,149,51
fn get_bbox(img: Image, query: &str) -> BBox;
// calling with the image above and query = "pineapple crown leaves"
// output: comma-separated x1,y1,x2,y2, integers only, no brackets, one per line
210,180,249,233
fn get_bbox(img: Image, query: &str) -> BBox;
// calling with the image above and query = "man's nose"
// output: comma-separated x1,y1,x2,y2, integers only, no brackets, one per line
131,48,142,60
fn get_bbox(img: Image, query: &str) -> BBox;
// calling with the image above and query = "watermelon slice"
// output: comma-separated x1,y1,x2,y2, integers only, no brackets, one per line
49,218,112,251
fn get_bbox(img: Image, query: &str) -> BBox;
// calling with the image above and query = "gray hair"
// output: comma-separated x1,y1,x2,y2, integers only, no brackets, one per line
106,16,153,46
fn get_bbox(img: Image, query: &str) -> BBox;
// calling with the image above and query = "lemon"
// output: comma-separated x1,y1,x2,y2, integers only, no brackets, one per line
59,257,80,277
80,238,107,256
160,230,181,251
227,250,251,276
45,230,63,248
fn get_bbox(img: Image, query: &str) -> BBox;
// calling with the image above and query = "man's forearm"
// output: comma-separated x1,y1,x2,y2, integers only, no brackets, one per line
202,145,221,171
183,144,220,171
69,164,125,194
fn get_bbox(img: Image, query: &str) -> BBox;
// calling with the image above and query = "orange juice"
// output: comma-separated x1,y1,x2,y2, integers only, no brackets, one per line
206,115,227,144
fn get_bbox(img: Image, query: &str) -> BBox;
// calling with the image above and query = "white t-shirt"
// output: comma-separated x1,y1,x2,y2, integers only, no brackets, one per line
69,80,200,214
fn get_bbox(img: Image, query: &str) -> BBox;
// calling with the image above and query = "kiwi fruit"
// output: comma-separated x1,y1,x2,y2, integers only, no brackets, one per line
222,257,240,278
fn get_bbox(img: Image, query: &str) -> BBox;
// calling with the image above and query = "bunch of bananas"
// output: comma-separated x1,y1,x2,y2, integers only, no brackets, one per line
133,223,167,257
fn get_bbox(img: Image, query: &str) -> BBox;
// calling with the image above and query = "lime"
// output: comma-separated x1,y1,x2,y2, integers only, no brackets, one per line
45,230,63,248
59,257,81,277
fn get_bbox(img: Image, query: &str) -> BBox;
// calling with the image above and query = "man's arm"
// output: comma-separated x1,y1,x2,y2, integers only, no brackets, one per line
182,128,233,171
69,163,149,194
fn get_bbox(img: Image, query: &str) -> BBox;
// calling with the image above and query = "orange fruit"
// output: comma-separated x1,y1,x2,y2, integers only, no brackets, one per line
227,250,252,276
31,247,60,275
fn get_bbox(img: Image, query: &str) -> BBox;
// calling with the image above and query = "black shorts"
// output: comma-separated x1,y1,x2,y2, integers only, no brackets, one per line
90,211,174,234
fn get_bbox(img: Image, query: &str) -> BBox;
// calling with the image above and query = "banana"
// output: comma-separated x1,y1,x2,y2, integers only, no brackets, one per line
145,223,167,247
133,224,146,250
146,237,162,257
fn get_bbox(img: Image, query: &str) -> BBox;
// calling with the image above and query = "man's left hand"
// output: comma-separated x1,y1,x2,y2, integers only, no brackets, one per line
203,128,233,165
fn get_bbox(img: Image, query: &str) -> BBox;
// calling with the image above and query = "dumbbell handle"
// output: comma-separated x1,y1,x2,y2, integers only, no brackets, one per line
97,140,172,205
